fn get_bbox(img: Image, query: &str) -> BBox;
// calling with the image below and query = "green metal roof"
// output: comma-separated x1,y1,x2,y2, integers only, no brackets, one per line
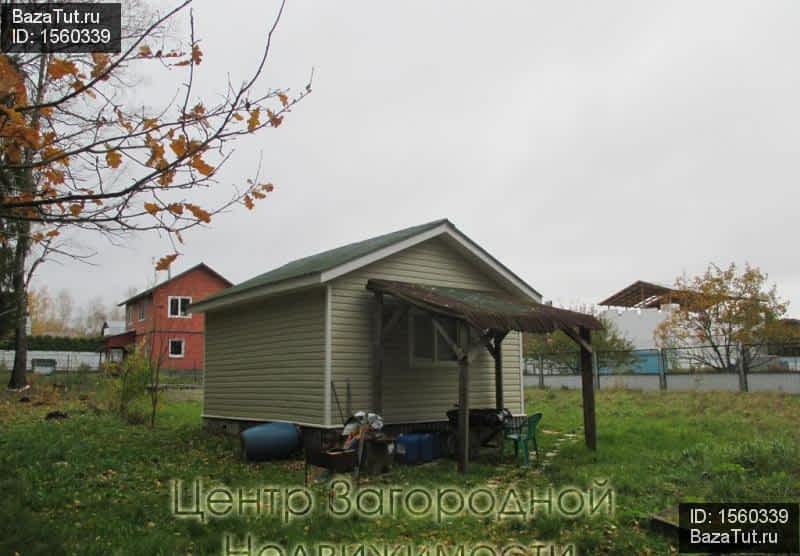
200,219,450,305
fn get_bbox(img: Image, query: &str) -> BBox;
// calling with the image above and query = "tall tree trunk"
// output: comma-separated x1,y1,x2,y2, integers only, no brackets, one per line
8,219,29,390
5,57,40,391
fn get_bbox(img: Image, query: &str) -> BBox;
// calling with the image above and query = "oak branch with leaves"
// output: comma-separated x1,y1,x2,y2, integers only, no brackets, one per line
0,0,308,390
0,0,308,268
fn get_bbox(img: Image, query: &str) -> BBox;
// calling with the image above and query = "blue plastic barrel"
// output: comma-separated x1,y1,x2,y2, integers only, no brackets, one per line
419,433,433,462
241,422,300,461
396,434,421,464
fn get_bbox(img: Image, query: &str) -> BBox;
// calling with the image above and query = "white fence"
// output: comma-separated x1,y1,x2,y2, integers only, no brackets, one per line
0,350,101,372
523,342,800,394
524,372,800,394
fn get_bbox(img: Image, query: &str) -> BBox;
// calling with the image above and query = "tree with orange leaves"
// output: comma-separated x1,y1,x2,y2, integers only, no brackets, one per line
0,0,309,389
654,263,796,371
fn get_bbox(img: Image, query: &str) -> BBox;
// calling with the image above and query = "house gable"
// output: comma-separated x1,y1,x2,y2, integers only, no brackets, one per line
191,220,540,313
120,263,231,307
328,235,525,424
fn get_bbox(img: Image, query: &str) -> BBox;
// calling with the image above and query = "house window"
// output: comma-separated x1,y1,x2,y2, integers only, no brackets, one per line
411,314,434,360
138,302,146,321
409,312,463,366
168,296,192,318
126,305,133,324
435,318,460,362
168,339,185,358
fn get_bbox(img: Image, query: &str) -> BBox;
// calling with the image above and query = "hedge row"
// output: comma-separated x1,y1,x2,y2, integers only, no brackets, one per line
0,335,104,352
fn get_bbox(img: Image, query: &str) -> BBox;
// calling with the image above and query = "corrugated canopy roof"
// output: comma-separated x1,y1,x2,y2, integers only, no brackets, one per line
598,280,677,308
367,279,603,334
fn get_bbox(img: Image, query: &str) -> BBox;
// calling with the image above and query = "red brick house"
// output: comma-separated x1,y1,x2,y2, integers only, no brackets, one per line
103,263,231,371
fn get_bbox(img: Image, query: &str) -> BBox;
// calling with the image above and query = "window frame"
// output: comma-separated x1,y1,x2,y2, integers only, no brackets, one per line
167,296,192,319
168,338,185,358
138,301,146,321
408,310,464,368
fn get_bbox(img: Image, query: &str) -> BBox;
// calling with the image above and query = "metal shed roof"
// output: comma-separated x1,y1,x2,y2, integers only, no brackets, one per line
193,219,543,311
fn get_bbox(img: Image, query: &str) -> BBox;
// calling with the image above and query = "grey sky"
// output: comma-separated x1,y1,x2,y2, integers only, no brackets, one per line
36,0,800,316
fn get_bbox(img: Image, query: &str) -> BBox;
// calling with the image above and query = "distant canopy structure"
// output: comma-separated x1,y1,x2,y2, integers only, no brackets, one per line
599,280,750,312
599,280,680,309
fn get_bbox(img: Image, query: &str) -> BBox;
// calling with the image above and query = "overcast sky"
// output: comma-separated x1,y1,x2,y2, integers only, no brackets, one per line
36,0,800,316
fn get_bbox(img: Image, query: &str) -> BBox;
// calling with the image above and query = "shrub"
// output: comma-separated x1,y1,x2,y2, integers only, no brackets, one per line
106,346,152,424
101,360,121,376
0,335,104,351
75,362,93,373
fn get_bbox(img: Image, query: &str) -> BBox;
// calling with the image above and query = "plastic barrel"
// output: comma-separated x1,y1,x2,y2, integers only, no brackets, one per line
396,434,421,464
419,433,433,462
241,422,300,461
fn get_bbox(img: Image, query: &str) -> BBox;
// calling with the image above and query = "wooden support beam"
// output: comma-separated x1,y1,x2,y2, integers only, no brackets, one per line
562,325,593,354
445,325,485,365
429,317,472,472
494,333,505,410
579,326,597,451
458,352,470,473
482,331,508,358
431,317,465,360
382,304,408,341
373,292,384,414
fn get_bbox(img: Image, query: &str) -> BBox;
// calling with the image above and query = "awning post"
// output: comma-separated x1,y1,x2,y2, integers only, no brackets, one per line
493,333,505,410
579,326,597,451
458,354,470,473
373,292,384,415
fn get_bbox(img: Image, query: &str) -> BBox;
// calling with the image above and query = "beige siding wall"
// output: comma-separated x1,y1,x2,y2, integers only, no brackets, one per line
330,236,524,423
203,288,326,425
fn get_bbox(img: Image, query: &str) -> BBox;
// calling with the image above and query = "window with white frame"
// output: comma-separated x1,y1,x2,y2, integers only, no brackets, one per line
409,312,463,366
138,301,146,321
168,338,185,358
125,305,132,324
168,296,192,318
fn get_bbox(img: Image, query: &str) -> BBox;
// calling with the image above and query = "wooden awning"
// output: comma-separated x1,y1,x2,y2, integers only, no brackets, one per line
366,279,603,335
366,279,601,473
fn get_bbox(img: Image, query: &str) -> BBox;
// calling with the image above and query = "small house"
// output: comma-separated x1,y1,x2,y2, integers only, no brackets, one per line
195,220,602,441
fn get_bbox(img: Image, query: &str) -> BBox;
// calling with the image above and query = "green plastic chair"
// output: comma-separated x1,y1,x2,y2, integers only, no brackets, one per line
505,413,542,465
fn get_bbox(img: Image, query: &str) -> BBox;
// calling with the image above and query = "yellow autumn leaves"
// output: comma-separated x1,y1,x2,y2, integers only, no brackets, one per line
142,202,212,224
106,150,122,168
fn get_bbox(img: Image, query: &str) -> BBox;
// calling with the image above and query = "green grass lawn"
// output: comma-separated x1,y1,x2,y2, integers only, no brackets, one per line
1,375,798,555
